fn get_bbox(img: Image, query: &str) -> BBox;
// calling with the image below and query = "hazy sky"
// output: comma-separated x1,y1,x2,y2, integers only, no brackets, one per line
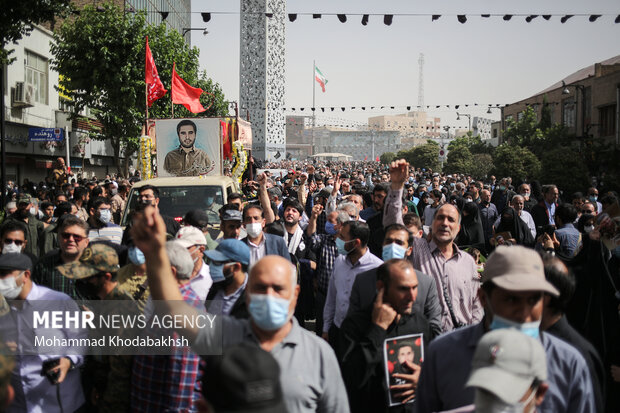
189,0,620,128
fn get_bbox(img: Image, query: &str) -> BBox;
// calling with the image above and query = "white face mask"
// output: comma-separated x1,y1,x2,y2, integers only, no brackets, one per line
2,242,23,254
0,272,25,299
29,207,37,216
584,225,594,233
245,222,263,238
475,388,537,413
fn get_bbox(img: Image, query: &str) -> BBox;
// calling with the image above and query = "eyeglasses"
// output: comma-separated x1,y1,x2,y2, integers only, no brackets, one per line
61,232,86,242
3,239,24,246
581,209,595,214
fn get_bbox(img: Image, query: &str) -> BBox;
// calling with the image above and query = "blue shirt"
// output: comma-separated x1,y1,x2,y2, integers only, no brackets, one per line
416,322,595,413
554,223,581,257
478,202,499,241
544,201,556,225
359,207,378,221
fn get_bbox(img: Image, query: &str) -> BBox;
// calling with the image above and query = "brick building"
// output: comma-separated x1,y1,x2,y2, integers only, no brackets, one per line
501,55,620,146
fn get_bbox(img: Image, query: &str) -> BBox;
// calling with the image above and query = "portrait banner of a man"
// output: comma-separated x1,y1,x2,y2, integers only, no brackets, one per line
155,118,220,177
383,333,424,406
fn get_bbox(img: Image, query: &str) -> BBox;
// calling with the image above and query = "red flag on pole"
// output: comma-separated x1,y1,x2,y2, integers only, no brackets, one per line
145,37,167,106
171,63,206,113
221,120,232,160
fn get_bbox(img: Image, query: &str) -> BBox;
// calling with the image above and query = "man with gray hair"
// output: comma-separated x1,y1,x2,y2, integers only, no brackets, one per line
131,206,350,412
338,202,360,222
131,240,204,413
494,195,536,239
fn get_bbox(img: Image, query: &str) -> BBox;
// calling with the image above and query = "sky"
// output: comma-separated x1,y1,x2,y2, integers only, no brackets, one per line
189,0,620,129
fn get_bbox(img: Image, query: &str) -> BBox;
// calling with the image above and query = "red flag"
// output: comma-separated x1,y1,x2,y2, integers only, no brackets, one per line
376,156,380,161
145,37,167,106
171,63,206,113
364,156,368,161
221,120,232,160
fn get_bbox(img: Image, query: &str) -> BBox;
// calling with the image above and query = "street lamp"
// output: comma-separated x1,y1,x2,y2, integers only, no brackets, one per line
456,112,471,131
182,27,209,37
561,80,586,138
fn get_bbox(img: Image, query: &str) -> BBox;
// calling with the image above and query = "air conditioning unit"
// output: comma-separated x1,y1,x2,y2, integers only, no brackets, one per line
12,81,34,108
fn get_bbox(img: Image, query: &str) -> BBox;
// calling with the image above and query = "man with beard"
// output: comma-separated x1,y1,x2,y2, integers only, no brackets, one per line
164,119,214,176
281,198,316,327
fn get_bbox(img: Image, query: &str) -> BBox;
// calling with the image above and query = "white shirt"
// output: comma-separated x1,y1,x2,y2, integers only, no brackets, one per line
189,261,212,301
2,283,85,413
323,249,383,332
248,236,267,266
494,210,536,238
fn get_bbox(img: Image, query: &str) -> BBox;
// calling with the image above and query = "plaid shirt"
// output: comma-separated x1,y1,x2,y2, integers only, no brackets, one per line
309,233,339,294
131,284,203,413
31,250,81,300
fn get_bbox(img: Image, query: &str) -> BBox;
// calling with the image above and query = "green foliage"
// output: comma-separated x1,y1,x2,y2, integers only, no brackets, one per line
538,95,552,131
0,0,72,64
51,2,228,173
491,144,541,182
379,152,396,164
538,147,590,195
502,107,544,148
470,153,494,179
397,143,440,171
445,145,473,175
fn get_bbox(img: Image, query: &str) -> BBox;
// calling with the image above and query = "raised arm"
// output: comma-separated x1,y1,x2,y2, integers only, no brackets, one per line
131,207,200,341
257,173,276,224
383,159,409,228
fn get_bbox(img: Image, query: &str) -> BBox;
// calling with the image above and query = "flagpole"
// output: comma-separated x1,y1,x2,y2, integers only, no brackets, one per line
171,62,175,118
145,37,149,124
312,60,316,157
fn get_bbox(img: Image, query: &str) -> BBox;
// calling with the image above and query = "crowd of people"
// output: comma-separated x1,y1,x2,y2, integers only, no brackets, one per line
0,156,618,412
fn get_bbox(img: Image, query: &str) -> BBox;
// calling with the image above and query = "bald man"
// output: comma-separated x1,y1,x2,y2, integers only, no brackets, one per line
131,207,349,413
384,159,483,333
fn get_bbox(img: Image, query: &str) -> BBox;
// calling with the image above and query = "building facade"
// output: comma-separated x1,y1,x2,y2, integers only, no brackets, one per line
472,116,493,140
302,127,400,161
501,55,620,146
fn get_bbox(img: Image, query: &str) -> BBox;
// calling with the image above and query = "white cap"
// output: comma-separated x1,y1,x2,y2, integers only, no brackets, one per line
175,226,207,248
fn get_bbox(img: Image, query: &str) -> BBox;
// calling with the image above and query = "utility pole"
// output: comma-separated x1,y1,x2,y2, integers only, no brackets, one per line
0,63,6,207
312,60,316,156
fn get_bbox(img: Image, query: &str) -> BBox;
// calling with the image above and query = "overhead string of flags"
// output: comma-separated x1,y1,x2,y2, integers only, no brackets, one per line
139,10,620,25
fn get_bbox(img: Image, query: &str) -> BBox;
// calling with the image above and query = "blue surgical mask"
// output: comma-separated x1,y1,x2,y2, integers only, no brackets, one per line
128,246,145,265
206,196,215,206
325,222,338,235
498,185,506,191
248,293,291,331
589,196,597,202
489,314,541,339
209,262,225,282
382,243,407,261
335,237,353,256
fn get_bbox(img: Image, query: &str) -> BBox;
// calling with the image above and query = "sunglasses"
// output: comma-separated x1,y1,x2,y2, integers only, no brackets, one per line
61,232,86,242
3,239,24,246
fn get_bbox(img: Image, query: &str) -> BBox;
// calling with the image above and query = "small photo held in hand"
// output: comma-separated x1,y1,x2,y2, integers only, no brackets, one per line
383,333,424,406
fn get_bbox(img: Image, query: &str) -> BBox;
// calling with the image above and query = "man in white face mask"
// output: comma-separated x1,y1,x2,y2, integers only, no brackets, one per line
466,329,548,413
240,204,290,267
0,253,85,413
1,221,27,256
86,197,123,245
175,226,211,301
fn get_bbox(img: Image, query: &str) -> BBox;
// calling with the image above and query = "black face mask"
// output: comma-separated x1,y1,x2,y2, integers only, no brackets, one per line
76,276,103,300
16,209,30,219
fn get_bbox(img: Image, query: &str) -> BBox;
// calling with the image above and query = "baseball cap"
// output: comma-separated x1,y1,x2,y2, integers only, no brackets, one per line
482,246,559,296
202,342,286,413
205,239,250,266
221,209,243,222
0,253,32,271
466,329,547,404
57,244,120,279
175,226,207,248
17,193,32,205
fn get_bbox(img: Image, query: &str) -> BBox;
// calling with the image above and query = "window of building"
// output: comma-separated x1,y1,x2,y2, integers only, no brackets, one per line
25,50,48,104
562,98,576,128
493,128,498,138
599,104,616,137
517,112,524,121
505,114,513,123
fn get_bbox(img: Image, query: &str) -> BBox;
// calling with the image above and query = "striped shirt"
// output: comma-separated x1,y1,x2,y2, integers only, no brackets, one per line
309,233,338,294
88,223,123,245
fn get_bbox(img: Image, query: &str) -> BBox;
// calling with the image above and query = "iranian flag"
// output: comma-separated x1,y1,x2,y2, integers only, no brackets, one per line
315,66,328,92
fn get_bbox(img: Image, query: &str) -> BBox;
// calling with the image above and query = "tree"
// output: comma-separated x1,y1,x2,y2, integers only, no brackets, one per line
1,0,72,64
470,153,494,179
492,144,541,183
51,2,228,174
538,147,589,195
398,141,440,171
502,107,544,148
538,95,553,131
379,152,396,164
445,145,473,175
